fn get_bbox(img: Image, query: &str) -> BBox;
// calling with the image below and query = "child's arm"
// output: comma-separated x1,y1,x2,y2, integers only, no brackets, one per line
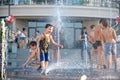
36,48,40,62
23,52,36,67
50,35,63,48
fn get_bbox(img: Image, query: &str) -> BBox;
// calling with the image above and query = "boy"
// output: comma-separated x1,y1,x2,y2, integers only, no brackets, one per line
102,19,117,72
89,25,97,68
23,41,40,67
94,19,105,71
37,24,63,74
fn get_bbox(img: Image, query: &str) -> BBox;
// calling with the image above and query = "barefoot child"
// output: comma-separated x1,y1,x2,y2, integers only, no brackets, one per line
89,25,97,68
94,19,105,71
37,24,63,74
23,41,40,67
102,19,117,72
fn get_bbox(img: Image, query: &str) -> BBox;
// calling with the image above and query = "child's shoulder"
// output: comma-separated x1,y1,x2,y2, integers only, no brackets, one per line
29,48,37,53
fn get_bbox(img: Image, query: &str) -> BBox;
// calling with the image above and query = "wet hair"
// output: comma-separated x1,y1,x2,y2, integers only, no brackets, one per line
36,31,39,33
81,27,87,35
45,24,53,28
23,28,26,31
30,41,37,46
99,18,105,23
90,25,95,29
101,19,110,27
83,27,86,29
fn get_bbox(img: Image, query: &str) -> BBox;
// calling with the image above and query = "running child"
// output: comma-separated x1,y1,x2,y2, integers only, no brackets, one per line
37,24,63,74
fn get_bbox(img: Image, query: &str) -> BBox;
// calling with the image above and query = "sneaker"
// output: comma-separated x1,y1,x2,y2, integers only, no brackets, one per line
44,69,48,75
37,65,41,71
40,69,45,74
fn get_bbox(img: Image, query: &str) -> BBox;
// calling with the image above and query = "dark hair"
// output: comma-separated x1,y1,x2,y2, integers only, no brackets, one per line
102,19,110,27
36,31,39,33
45,24,53,28
30,41,37,46
83,27,86,29
90,25,95,29
99,18,105,23
81,27,87,35
23,28,26,31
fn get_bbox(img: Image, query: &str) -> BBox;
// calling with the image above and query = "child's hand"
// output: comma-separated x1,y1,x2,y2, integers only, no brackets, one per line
60,45,63,48
22,63,26,68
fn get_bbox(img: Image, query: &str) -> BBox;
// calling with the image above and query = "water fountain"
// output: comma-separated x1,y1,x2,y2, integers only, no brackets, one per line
5,0,120,80
44,1,93,79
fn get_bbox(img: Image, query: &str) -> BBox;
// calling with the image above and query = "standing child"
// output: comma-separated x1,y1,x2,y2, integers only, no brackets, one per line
37,24,63,74
94,19,105,71
102,19,117,72
89,25,97,68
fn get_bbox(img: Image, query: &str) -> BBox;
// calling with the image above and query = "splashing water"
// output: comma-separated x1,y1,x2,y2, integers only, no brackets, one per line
47,0,92,74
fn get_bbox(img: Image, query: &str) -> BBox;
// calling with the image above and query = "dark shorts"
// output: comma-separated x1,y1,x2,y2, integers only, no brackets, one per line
93,41,102,49
96,41,102,46
92,43,97,49
40,52,49,62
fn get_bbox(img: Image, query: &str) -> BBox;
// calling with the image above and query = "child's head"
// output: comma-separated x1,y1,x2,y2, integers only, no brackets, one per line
30,41,37,50
45,24,54,33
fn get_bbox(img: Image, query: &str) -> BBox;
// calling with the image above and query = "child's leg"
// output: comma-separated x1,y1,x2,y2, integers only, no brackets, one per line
97,46,102,71
41,61,45,69
91,47,95,68
107,54,112,72
112,43,117,71
36,51,40,62
23,52,35,67
97,46,103,71
40,52,45,70
45,61,48,69
45,52,49,69
112,55,117,71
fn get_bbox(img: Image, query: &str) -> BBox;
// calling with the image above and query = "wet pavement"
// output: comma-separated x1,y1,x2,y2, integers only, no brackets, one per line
7,67,120,80
6,45,120,80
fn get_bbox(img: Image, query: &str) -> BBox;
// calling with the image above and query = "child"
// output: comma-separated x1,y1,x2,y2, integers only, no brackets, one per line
89,25,97,68
23,41,40,67
102,19,117,72
37,24,63,74
94,19,105,71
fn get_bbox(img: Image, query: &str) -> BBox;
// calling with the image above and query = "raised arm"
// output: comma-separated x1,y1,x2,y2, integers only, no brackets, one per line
50,35,63,48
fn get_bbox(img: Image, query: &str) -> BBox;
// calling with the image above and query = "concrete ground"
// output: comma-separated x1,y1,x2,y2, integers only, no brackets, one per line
6,43,120,80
